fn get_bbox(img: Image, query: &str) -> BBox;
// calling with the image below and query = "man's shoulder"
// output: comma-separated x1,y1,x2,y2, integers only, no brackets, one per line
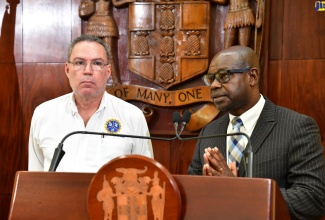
204,114,228,131
105,92,142,112
34,93,71,112
263,98,313,123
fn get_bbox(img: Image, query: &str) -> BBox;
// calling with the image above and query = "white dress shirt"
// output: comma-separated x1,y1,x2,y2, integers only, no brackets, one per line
227,94,265,164
29,92,153,172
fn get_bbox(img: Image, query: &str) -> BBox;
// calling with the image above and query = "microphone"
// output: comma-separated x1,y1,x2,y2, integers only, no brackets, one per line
49,131,178,172
172,111,181,134
172,110,191,136
172,111,254,178
179,110,191,135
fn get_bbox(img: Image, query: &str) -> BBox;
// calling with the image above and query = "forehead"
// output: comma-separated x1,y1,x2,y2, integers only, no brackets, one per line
70,41,107,60
208,52,241,73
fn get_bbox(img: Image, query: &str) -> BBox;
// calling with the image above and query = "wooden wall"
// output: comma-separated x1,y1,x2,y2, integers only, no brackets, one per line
0,0,324,219
267,0,325,148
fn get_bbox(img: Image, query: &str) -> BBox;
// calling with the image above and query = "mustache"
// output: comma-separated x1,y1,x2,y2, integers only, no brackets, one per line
80,77,94,83
210,89,227,99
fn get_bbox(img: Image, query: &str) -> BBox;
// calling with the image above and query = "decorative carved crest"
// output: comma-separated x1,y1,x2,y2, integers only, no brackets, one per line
88,155,181,220
97,168,165,220
128,2,210,90
80,0,268,131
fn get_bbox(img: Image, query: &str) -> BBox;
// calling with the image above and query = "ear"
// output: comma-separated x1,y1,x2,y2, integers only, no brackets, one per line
248,68,259,86
106,64,112,80
65,62,70,77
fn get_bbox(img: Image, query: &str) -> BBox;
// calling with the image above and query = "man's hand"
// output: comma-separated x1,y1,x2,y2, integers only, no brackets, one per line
202,147,237,177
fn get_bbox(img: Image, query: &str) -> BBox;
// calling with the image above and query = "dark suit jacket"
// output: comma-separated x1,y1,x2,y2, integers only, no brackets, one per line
188,98,325,220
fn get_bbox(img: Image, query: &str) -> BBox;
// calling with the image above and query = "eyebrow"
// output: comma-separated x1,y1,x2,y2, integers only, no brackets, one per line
71,57,105,62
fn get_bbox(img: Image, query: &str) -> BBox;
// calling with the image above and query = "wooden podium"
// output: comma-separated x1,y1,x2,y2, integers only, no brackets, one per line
8,156,290,220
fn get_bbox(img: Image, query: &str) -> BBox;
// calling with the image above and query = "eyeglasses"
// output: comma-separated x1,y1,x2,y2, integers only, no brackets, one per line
68,59,109,71
202,68,252,86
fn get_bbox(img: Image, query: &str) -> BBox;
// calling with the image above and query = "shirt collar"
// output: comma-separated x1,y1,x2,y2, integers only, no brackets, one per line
97,92,107,112
69,93,78,115
229,94,265,135
69,92,107,115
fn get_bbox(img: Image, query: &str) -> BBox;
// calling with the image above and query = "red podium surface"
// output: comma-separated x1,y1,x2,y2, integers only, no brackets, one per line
9,154,289,220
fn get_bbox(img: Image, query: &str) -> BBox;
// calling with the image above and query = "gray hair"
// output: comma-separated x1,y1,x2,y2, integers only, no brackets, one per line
67,35,110,62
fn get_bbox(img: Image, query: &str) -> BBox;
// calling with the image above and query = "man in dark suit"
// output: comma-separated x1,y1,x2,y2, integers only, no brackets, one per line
187,45,325,219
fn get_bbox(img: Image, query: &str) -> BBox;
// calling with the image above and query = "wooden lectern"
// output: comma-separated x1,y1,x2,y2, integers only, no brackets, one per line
9,156,290,220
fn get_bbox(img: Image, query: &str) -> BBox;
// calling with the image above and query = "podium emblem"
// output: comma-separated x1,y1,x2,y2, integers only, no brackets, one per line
88,155,181,220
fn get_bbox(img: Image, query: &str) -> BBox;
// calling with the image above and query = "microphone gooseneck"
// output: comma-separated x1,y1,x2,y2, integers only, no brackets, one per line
172,111,181,132
49,131,178,172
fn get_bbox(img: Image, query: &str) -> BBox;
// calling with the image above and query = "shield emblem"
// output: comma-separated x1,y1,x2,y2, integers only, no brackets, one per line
128,1,210,90
117,195,147,220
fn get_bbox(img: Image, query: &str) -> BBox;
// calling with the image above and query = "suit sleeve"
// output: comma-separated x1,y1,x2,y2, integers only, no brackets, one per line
280,116,325,219
187,127,205,175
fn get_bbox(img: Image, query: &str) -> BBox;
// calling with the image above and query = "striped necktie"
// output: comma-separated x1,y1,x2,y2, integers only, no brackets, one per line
229,117,244,167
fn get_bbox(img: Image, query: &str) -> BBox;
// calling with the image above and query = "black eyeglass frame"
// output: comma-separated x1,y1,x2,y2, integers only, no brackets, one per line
202,68,252,85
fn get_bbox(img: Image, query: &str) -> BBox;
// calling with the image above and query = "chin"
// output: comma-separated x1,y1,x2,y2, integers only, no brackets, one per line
214,102,227,112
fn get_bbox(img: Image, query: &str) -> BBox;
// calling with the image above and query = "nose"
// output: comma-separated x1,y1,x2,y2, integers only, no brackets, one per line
210,78,222,89
83,62,94,73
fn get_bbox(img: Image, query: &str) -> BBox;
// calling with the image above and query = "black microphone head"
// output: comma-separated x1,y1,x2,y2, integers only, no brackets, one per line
172,111,181,123
181,110,192,123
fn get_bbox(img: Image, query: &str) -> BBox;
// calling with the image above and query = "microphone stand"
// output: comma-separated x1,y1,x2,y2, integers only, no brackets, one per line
49,131,178,172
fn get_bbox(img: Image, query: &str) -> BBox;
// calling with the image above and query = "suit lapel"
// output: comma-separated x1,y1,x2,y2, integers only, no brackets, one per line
250,98,276,154
238,98,277,177
213,99,277,177
214,115,229,158
215,115,249,177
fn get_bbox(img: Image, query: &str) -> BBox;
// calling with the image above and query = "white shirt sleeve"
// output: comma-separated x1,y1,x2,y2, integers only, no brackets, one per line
28,108,45,171
132,110,154,158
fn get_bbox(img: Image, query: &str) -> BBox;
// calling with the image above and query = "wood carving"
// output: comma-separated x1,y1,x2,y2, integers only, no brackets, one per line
211,0,254,48
79,0,267,131
88,155,181,219
128,2,210,90
185,31,201,56
96,167,166,219
79,0,122,86
127,1,216,130
132,31,150,56
97,175,115,220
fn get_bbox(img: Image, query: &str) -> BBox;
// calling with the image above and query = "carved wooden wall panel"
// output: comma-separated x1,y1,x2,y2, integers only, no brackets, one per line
267,0,325,146
283,0,325,60
268,0,284,60
22,64,72,150
0,63,23,191
268,60,325,145
0,0,22,63
0,0,23,218
267,60,282,103
170,139,197,174
21,0,81,63
151,139,172,171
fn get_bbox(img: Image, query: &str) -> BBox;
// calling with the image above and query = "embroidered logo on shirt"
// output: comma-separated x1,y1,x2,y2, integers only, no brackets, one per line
105,119,122,133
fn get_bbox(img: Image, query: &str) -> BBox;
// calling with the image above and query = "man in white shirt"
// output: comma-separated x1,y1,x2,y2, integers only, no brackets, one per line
29,35,153,172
